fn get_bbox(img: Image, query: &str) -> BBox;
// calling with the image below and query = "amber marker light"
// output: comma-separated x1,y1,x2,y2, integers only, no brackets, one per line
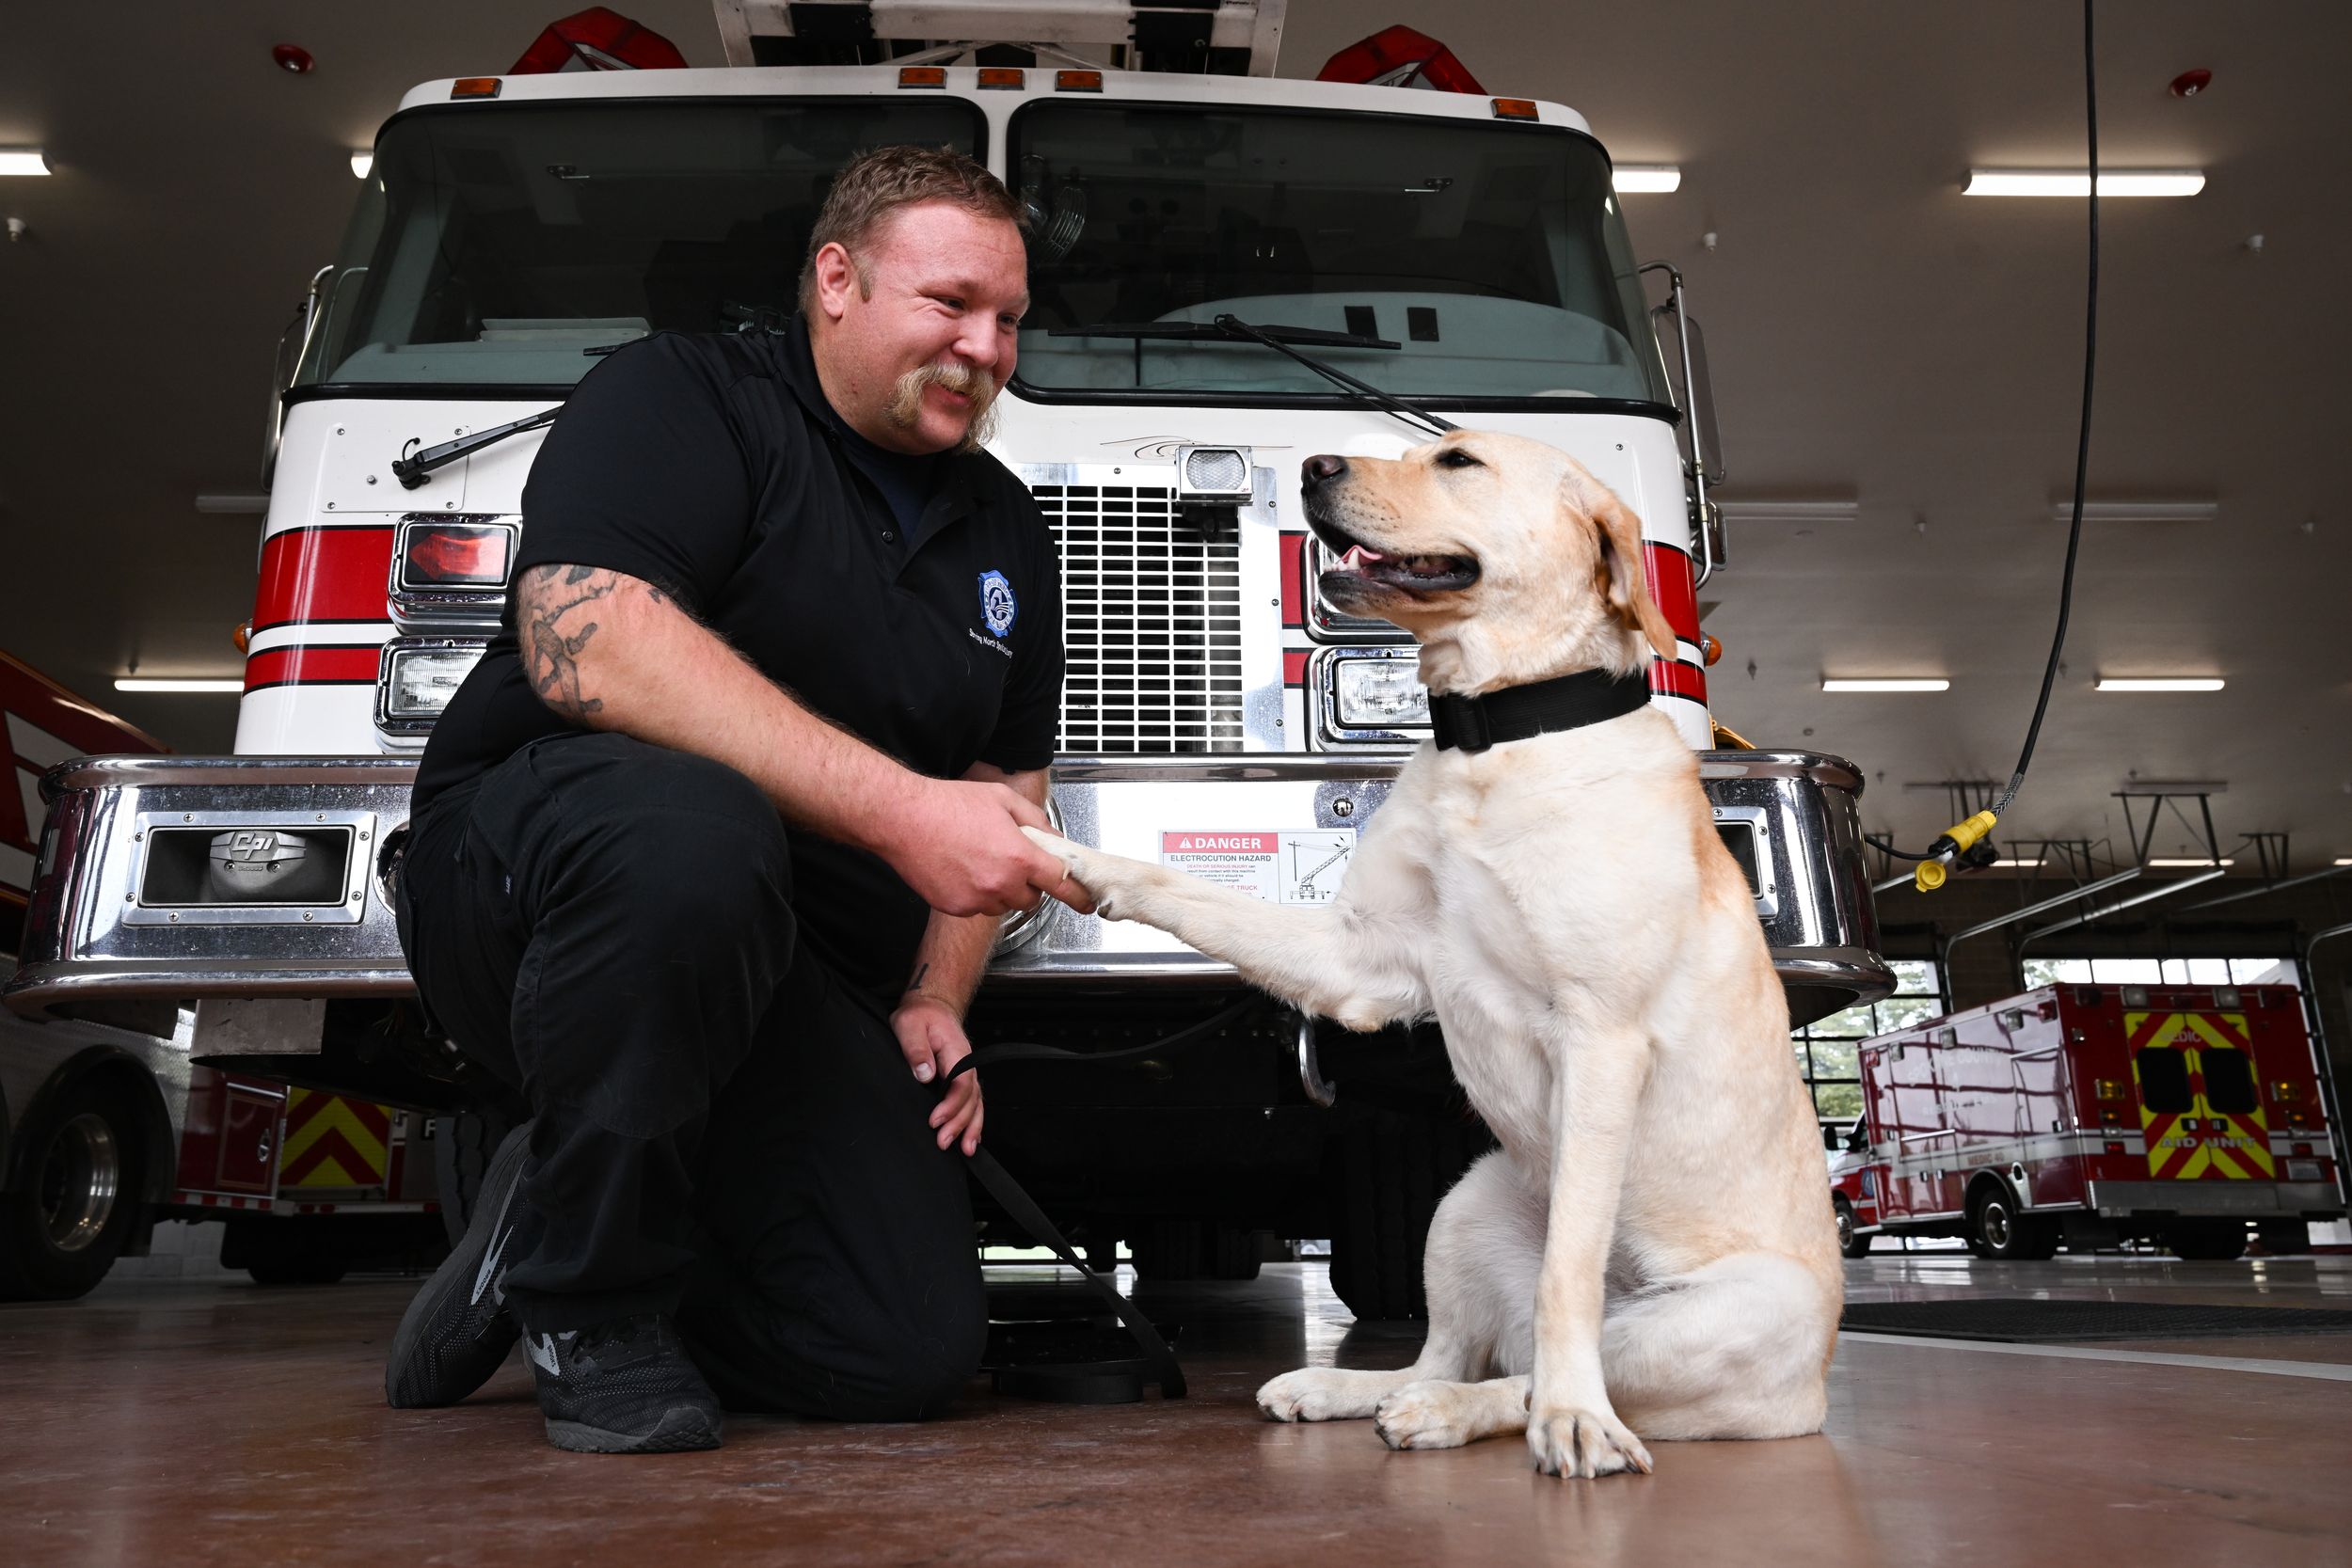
450,77,502,99
1490,98,1539,120
898,67,947,88
1056,70,1104,91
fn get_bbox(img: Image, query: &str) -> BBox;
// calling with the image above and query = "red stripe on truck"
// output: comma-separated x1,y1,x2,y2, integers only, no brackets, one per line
1279,531,1305,628
1647,657,1708,704
244,645,382,693
1642,540,1702,645
252,525,395,633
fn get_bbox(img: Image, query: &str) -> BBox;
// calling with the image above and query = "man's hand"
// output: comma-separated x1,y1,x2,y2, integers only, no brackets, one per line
881,778,1096,918
893,993,984,1155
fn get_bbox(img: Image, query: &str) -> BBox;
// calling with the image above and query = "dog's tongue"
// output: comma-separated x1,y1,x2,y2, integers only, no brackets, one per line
1342,544,1385,567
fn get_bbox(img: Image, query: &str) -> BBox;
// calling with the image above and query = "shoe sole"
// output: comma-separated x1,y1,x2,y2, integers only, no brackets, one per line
545,1407,724,1454
383,1120,534,1408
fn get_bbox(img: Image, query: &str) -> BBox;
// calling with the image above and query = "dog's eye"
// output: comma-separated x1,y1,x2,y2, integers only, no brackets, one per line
1437,449,1483,469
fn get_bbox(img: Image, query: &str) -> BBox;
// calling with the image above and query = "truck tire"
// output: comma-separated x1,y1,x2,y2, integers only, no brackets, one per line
0,1075,147,1301
1968,1186,2058,1261
1325,1107,1490,1322
2165,1220,2248,1261
2255,1219,2312,1257
429,1105,520,1250
1833,1197,1872,1259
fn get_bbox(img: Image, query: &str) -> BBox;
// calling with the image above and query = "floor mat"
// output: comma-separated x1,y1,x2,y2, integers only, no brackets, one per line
1840,1298,2352,1342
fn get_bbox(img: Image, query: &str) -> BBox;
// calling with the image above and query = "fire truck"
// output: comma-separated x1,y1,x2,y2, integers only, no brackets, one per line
7,3,1891,1316
0,652,440,1298
1828,981,2344,1261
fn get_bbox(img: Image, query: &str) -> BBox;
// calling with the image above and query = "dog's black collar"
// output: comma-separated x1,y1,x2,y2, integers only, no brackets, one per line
1430,669,1652,753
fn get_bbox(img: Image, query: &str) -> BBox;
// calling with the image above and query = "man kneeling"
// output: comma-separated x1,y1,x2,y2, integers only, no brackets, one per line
384,146,1085,1452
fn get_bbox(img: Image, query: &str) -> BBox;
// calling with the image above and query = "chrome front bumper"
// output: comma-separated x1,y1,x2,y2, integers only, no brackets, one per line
7,750,1891,1026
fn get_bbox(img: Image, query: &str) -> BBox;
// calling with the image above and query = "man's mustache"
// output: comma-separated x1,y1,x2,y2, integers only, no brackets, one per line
887,360,1000,453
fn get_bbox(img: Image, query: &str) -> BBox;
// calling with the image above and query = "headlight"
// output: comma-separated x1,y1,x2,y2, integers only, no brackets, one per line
1176,445,1252,500
376,637,487,734
1332,654,1430,727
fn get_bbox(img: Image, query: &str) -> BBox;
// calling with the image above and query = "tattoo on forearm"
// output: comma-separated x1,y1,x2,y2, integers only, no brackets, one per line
520,562,621,721
905,961,930,995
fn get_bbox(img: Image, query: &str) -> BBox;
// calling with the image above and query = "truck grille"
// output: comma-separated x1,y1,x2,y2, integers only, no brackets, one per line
1032,483,1245,753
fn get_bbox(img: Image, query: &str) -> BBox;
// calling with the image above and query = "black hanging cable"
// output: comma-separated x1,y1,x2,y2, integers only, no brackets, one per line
1888,0,2099,888
1990,0,2098,823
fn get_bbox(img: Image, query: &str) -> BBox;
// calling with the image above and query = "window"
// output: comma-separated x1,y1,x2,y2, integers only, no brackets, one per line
1008,102,1670,404
2201,1049,2259,1115
2022,957,2299,990
2136,1047,2193,1113
303,99,988,388
1794,958,1944,1125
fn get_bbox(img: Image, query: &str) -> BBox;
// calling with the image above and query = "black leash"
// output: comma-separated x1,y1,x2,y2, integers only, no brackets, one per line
945,996,1260,1402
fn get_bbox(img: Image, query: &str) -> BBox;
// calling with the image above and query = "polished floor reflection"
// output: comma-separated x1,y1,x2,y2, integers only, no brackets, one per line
2,1253,2347,1566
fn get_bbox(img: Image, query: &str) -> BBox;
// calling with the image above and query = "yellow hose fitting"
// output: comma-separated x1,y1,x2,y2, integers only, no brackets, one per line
1945,810,1999,853
1913,859,1949,893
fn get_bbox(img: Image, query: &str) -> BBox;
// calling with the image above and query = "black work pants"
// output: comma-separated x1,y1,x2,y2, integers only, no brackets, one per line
394,732,986,1421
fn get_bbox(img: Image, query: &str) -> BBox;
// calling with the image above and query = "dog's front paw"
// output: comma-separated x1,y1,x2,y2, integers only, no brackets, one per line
1527,1406,1652,1480
1374,1381,1480,1450
1019,826,1126,917
1257,1368,1380,1423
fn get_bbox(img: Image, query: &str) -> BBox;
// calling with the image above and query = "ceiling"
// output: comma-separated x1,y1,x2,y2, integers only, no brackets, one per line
2,1,2346,872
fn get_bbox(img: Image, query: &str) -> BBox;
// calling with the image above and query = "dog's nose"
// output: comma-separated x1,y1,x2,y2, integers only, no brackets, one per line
1301,453,1347,488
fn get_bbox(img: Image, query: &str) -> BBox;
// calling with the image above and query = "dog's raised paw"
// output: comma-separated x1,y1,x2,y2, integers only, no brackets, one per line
1256,1368,1381,1423
1527,1406,1652,1479
1374,1382,1478,1450
1019,825,1081,869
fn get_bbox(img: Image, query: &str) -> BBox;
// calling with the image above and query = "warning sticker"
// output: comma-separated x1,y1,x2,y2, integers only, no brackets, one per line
1159,830,1357,905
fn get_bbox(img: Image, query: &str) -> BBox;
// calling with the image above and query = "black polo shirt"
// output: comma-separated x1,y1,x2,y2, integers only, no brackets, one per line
413,318,1063,1005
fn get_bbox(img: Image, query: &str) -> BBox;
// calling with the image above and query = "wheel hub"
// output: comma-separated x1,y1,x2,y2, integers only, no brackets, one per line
38,1113,121,1254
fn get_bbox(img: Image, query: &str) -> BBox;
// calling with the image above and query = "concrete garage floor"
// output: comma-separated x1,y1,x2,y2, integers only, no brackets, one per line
3,1254,2348,1567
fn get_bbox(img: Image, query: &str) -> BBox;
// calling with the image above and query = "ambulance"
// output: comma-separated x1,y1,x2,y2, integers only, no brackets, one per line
1829,981,2344,1261
8,3,1890,1315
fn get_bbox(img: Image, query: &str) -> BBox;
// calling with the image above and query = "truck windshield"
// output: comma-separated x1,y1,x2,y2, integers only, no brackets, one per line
298,99,986,389
1009,102,1671,407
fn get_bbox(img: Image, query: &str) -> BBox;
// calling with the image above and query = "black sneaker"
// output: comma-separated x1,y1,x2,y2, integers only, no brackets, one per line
383,1119,534,1408
522,1314,723,1453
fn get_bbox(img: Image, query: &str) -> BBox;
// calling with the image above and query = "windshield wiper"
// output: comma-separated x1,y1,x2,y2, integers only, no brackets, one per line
1049,319,1398,351
1047,314,1456,439
390,405,562,490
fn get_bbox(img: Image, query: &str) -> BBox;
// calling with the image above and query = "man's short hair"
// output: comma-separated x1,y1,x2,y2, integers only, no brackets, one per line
797,145,1025,314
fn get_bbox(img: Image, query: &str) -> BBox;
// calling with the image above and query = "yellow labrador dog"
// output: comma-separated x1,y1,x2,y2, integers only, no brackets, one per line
1027,432,1841,1479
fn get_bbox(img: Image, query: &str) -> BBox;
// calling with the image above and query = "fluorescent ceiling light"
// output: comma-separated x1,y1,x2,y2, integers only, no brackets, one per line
195,493,270,515
2149,857,2233,867
2095,677,2225,692
1822,678,1949,692
115,677,243,693
351,151,373,180
0,149,52,177
2337,859,2352,868
2049,499,2217,524
1716,499,1860,526
1613,165,1680,194
1964,168,2205,198
1991,858,2045,868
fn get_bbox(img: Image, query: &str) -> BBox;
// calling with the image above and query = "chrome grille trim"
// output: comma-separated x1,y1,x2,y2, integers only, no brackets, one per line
1032,480,1246,754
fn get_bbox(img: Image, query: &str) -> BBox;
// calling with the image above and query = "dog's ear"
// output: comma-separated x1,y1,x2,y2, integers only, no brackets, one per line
1578,481,1679,663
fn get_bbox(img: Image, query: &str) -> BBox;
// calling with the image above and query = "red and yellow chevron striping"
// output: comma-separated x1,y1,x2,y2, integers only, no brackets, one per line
279,1088,392,1187
2127,1012,2272,1180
